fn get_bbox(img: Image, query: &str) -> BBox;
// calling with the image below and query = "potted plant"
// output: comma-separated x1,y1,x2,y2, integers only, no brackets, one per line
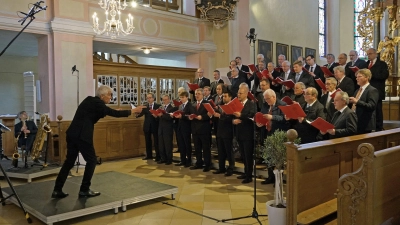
260,129,300,225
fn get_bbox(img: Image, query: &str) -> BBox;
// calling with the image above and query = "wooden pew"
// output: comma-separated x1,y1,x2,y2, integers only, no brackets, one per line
337,143,400,225
285,128,400,225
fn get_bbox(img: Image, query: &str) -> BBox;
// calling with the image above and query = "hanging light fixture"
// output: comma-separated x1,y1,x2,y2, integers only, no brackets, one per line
141,47,152,54
92,0,135,39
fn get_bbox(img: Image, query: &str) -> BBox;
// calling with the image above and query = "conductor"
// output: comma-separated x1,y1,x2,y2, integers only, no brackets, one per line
52,86,145,198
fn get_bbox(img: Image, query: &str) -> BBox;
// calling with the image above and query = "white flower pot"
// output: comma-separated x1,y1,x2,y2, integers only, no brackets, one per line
266,200,286,225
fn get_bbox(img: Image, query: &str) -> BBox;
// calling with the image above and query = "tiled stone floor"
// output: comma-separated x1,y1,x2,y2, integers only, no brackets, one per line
0,158,282,224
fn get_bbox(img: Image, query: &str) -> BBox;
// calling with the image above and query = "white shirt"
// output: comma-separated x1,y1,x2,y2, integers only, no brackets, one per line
241,99,248,105
339,106,348,113
307,99,317,108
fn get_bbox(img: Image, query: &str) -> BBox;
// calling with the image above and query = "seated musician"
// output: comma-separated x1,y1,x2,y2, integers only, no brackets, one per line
14,111,37,153
317,91,357,140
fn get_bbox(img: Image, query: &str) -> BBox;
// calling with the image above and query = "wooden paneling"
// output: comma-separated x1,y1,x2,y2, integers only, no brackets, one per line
383,101,399,121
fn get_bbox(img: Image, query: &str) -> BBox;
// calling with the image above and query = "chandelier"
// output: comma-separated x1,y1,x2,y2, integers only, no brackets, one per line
92,0,135,39
196,0,237,29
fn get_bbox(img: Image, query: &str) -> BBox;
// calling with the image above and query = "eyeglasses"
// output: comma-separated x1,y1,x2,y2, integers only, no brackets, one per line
304,93,312,96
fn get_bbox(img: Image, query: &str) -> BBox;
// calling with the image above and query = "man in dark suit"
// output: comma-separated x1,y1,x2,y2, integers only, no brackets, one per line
318,91,357,140
266,62,282,95
233,85,256,184
210,70,224,96
290,60,315,88
366,48,389,131
256,79,271,110
228,68,247,98
334,65,355,97
157,95,175,165
14,111,37,153
323,53,339,75
227,60,237,79
279,60,294,97
136,93,161,161
287,87,325,144
191,68,210,99
203,86,213,101
189,88,212,172
346,50,368,89
52,86,144,198
249,61,266,96
236,56,252,88
305,54,325,97
257,89,289,185
213,90,235,176
349,69,379,134
174,91,192,167
290,82,306,106
319,77,338,122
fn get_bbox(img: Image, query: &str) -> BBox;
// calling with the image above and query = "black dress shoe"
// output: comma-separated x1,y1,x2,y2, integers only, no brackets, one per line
241,178,252,184
142,157,153,160
165,161,172,165
225,171,233,177
79,190,101,198
237,174,246,179
190,165,203,170
261,178,275,185
51,190,69,198
184,163,191,168
174,162,184,166
213,170,226,174
203,167,210,172
157,160,166,164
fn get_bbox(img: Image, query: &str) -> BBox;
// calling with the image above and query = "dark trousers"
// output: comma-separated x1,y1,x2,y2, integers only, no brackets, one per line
376,100,383,131
144,130,159,159
173,122,179,151
238,140,254,178
54,136,97,192
158,126,173,162
217,138,235,171
193,134,211,167
177,129,192,164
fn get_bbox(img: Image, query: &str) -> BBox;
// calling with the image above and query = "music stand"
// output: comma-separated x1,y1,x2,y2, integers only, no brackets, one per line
0,123,11,160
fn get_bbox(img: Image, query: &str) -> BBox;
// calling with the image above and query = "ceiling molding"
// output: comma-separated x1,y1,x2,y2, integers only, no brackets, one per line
51,17,94,37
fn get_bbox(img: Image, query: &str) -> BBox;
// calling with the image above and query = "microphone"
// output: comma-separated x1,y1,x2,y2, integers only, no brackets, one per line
246,28,257,43
72,65,79,74
35,112,40,115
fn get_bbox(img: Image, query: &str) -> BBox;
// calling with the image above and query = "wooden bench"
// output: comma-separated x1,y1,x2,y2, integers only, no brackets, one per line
284,128,400,225
336,143,400,225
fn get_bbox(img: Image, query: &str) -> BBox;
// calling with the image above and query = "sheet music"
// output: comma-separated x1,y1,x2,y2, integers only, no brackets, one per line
130,103,136,109
220,75,231,85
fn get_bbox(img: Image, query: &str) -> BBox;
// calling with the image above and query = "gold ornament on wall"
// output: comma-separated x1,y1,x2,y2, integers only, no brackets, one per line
356,0,375,54
377,35,400,73
196,0,237,29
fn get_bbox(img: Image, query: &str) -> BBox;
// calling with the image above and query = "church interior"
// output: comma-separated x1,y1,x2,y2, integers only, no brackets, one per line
1,0,400,224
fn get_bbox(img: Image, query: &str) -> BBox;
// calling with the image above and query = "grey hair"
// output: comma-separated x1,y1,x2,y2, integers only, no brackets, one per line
337,91,350,104
257,54,264,59
296,82,306,89
326,77,337,85
232,67,239,72
239,82,249,92
195,88,203,94
350,50,358,56
263,89,276,98
178,87,186,93
278,54,286,60
282,60,291,66
333,65,345,73
268,62,275,67
96,85,112,97
326,53,335,60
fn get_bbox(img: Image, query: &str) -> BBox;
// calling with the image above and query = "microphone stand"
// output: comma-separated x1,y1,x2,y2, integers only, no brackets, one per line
221,30,268,225
0,1,47,58
72,66,85,173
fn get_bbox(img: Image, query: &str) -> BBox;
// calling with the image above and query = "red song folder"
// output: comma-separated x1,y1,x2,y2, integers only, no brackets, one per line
172,110,185,117
173,99,182,107
302,67,310,73
281,96,294,105
330,88,342,98
247,92,258,102
209,99,216,108
186,82,200,91
315,78,326,91
219,97,244,114
149,109,166,116
202,103,215,114
320,66,334,77
273,77,284,84
278,103,306,119
282,80,295,89
349,66,359,73
254,112,269,125
307,117,335,133
249,64,257,73
188,114,198,119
